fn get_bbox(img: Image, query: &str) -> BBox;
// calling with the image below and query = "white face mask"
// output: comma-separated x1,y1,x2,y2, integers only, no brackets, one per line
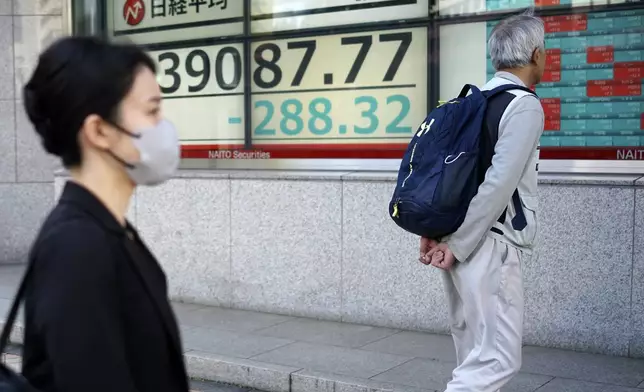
109,119,180,186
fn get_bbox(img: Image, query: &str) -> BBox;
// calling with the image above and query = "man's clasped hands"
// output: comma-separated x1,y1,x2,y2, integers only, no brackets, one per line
419,238,457,271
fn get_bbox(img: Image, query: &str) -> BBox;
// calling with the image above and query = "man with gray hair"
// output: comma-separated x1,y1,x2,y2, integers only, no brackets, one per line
422,9,546,391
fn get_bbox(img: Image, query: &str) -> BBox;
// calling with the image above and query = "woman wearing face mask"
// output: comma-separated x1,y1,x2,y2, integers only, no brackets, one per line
19,36,189,392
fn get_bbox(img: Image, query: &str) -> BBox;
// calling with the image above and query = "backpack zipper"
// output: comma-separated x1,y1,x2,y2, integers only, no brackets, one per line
401,142,417,188
393,118,435,219
401,118,434,189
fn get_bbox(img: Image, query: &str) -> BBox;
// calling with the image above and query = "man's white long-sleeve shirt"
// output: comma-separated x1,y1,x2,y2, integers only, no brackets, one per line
445,72,545,262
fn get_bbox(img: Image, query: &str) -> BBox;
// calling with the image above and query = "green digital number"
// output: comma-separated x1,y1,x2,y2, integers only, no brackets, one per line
354,96,378,134
386,94,411,133
308,97,332,135
254,100,275,135
280,99,304,136
256,95,411,138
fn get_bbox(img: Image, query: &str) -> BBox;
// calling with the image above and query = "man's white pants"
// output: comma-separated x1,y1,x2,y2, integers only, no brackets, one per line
442,236,525,392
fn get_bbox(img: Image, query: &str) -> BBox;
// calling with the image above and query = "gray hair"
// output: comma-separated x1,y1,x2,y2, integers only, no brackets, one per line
488,9,545,70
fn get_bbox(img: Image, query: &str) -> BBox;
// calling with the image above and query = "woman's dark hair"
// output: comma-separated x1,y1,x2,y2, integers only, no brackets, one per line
23,36,156,168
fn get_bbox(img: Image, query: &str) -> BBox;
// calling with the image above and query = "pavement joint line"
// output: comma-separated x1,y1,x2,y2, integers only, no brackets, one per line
355,329,404,350
246,340,298,361
532,377,556,391
365,355,419,381
249,316,300,335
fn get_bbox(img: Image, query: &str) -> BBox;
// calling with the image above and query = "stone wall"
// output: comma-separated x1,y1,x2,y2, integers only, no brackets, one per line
0,0,63,264
54,171,644,358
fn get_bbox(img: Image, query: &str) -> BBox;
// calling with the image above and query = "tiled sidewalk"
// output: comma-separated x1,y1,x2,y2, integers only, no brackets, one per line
0,347,258,392
2,265,644,391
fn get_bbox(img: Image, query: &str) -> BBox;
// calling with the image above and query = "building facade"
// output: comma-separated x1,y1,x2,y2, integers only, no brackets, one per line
0,0,64,265
4,0,644,358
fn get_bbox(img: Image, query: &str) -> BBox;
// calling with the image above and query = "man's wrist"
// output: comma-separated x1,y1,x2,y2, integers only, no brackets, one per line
445,240,464,263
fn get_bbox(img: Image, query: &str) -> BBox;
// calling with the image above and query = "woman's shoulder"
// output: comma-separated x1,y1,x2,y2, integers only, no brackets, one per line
38,202,108,242
30,204,118,277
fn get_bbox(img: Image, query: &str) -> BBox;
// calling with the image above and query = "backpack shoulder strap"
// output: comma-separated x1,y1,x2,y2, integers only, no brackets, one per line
478,89,517,183
0,260,33,353
457,84,484,99
484,84,537,99
480,84,533,231
483,83,538,145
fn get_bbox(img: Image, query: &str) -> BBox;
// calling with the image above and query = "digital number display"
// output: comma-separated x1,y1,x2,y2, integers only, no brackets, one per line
111,0,243,45
250,27,427,156
441,9,643,161
152,42,245,148
108,0,644,161
487,9,644,160
438,0,635,17
251,0,429,33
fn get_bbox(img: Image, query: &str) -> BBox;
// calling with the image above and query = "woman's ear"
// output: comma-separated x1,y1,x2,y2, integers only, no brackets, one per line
79,114,112,150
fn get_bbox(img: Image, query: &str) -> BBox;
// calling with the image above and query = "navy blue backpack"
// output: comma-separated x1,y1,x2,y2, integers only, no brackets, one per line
389,83,536,240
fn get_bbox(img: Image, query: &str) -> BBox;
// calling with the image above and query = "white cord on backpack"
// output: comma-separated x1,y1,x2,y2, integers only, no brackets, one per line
444,152,466,164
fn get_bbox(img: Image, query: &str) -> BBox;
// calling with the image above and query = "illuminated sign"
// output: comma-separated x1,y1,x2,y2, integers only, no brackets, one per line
246,27,427,158
111,0,243,45
500,10,644,160
106,0,644,162
171,26,427,159
442,9,644,160
251,0,429,33
151,42,245,148
437,0,636,16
